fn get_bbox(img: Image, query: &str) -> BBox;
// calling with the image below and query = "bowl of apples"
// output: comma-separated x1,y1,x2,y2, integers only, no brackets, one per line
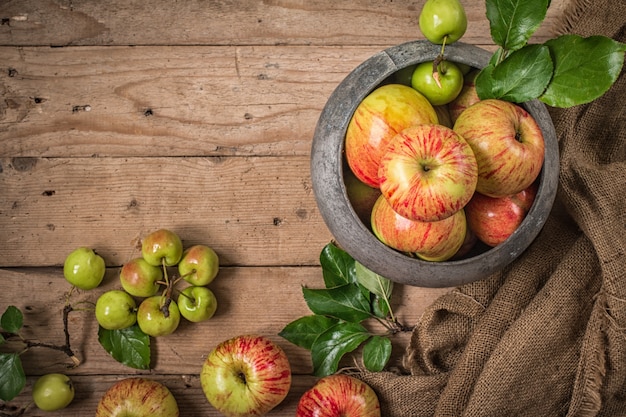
310,35,559,287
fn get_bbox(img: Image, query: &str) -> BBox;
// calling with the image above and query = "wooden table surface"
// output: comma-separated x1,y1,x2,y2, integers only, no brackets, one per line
0,1,569,415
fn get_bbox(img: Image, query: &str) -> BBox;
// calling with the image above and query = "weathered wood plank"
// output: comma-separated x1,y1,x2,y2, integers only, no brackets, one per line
0,45,367,157
0,156,332,267
0,266,450,415
0,0,567,47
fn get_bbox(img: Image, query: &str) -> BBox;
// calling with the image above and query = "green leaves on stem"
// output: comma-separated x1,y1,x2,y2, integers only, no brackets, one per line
477,0,626,107
0,306,26,402
279,242,405,377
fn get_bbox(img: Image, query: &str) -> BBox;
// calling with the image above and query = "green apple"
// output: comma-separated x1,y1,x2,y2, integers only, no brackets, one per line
63,247,106,290
120,257,163,297
32,373,75,411
137,295,180,337
141,229,183,267
418,0,467,45
178,245,219,286
411,60,464,106
177,286,218,323
95,377,179,417
95,290,137,330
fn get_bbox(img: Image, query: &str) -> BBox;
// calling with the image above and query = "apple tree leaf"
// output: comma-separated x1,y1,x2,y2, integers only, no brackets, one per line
303,284,372,323
98,324,151,370
311,322,370,377
0,353,26,401
362,336,392,372
486,0,550,51
476,44,553,103
278,315,339,350
1,306,23,334
320,242,357,288
354,261,393,301
540,35,626,107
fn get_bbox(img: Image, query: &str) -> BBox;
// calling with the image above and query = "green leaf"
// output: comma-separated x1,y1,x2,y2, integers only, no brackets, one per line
1,306,23,334
362,336,392,372
320,242,357,288
303,284,373,323
477,44,553,103
98,324,151,370
354,261,393,301
279,315,339,350
540,35,626,107
0,353,26,401
486,0,550,51
311,322,370,376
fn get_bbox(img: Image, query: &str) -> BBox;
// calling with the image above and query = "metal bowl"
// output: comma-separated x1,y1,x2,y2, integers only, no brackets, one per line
310,40,559,288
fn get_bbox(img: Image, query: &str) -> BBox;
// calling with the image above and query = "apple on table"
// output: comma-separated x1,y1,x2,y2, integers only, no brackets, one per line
201,334,292,417
95,377,179,417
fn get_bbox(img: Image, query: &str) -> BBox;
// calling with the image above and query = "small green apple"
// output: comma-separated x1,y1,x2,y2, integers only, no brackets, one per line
63,247,106,290
120,257,163,297
141,229,183,267
178,245,219,286
137,295,180,337
411,60,464,106
95,290,137,330
177,286,218,323
32,373,75,411
418,0,468,45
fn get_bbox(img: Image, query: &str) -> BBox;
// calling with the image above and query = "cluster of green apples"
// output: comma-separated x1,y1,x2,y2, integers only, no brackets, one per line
63,229,220,338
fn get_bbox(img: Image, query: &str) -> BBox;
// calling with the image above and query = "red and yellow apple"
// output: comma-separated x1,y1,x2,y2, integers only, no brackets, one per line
95,377,179,417
345,84,438,188
200,334,292,417
453,99,545,197
377,123,477,222
371,195,467,262
296,374,381,417
465,182,538,247
448,69,481,123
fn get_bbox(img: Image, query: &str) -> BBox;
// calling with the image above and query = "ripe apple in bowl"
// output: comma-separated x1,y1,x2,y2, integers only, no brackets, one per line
311,40,559,288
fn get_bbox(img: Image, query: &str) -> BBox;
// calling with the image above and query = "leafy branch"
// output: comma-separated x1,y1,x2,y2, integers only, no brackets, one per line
475,0,626,107
0,304,79,402
279,242,411,377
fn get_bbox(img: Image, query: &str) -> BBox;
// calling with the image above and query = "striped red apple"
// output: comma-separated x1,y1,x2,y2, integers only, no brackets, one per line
378,123,478,222
200,335,291,417
465,182,539,247
371,195,467,261
296,374,381,417
453,99,545,198
345,84,438,188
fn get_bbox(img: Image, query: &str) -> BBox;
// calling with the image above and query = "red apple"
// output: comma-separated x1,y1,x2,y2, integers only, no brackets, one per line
465,182,538,247
448,69,480,123
453,99,545,197
378,123,477,222
371,195,467,262
296,374,381,417
119,257,163,298
200,335,292,417
95,377,179,417
345,84,438,188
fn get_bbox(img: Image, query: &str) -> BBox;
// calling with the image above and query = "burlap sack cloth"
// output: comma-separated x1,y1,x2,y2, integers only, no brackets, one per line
356,1,626,415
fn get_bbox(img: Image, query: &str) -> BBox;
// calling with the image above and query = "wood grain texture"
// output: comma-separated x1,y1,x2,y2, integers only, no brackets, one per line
0,0,570,415
0,0,565,47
